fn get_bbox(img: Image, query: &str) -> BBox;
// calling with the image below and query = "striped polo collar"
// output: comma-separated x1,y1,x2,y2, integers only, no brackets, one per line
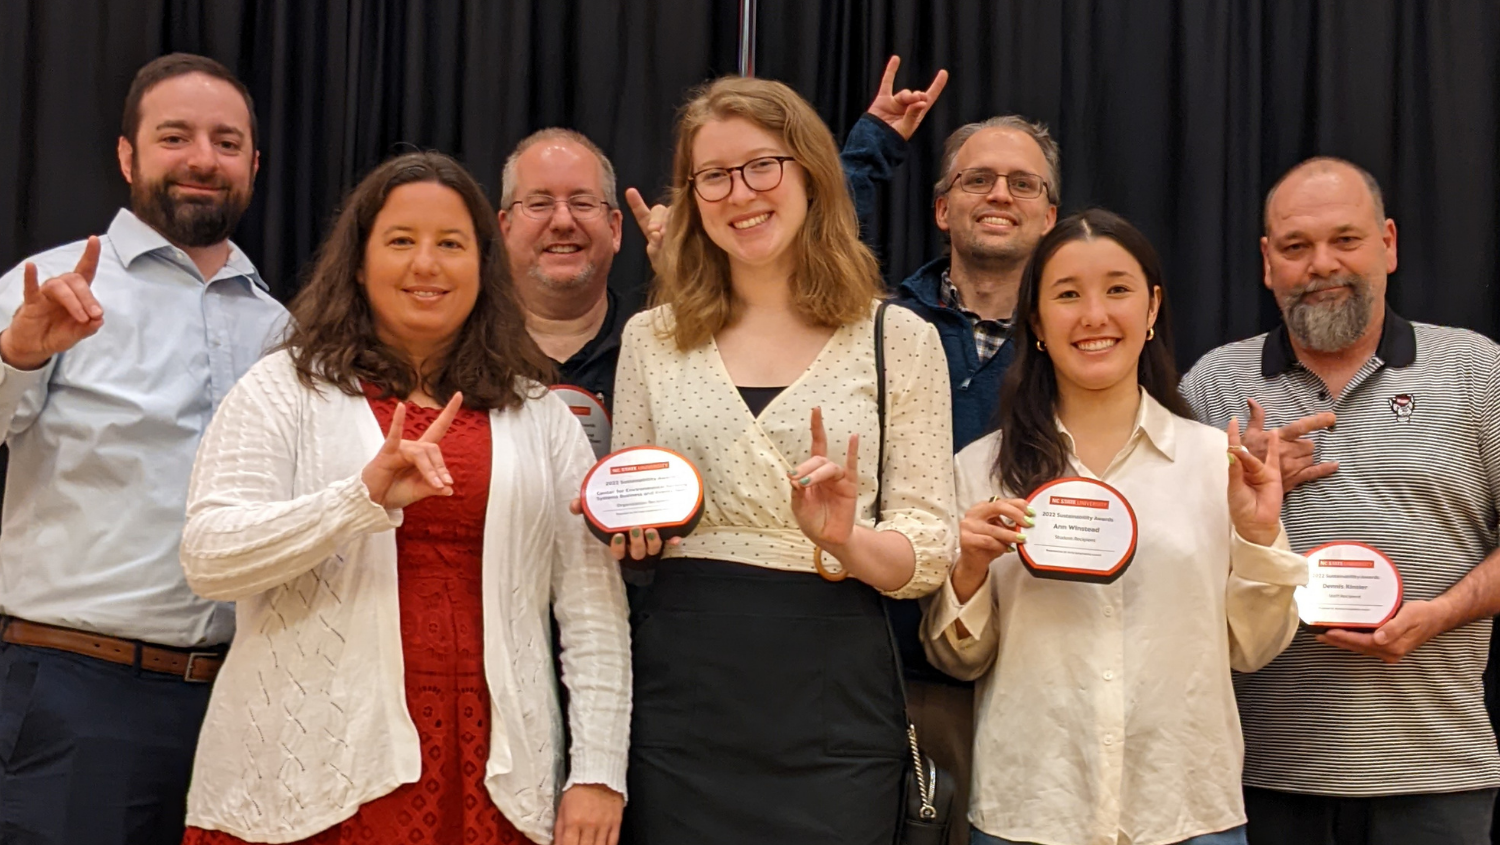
1261,302,1416,378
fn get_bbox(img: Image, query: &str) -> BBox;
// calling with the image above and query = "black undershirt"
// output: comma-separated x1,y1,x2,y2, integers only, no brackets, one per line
736,386,786,418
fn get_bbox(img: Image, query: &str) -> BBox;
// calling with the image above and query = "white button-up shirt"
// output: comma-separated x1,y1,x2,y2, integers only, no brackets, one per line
0,209,287,646
924,391,1306,845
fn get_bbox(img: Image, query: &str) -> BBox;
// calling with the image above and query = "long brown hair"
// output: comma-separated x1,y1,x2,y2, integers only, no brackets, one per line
281,151,554,411
995,208,1193,496
653,76,883,350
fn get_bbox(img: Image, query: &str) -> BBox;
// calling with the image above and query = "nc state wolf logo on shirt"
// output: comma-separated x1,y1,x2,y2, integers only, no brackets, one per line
1389,394,1416,423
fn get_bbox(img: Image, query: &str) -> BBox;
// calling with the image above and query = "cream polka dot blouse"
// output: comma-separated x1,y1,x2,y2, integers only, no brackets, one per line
611,300,957,599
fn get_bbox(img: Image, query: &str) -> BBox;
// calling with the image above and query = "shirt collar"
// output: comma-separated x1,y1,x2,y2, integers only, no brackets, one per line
939,269,1013,326
106,208,269,292
939,269,965,311
1055,387,1178,466
1261,301,1416,378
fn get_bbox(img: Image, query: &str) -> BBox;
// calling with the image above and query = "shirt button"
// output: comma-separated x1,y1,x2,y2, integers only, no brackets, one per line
1102,606,1113,617
1103,669,1115,681
1103,734,1114,746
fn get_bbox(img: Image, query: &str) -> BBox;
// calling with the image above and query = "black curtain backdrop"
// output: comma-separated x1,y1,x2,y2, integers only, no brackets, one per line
0,0,741,317
756,0,1500,365
2,1,1498,362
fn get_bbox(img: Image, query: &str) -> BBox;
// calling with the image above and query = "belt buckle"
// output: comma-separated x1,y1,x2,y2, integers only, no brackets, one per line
183,652,218,683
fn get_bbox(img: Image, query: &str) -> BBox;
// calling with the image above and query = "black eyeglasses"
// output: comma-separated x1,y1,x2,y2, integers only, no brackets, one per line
689,156,796,202
510,194,611,221
946,169,1048,200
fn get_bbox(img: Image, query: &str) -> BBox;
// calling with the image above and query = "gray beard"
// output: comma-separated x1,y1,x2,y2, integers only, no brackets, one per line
1281,274,1376,352
528,259,597,293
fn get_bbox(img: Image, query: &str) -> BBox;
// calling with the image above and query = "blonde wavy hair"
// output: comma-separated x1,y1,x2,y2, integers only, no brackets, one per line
653,76,884,350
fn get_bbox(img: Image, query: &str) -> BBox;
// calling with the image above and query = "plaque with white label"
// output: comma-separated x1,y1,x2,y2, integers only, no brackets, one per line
579,446,705,545
1017,477,1139,583
1295,541,1403,631
551,385,612,460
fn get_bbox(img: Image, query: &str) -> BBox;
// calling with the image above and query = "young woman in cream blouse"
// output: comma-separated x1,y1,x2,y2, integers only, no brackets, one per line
924,209,1307,845
177,153,630,844
604,77,956,844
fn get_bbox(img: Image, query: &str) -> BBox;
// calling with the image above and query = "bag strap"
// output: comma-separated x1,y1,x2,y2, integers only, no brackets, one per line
874,299,889,518
872,301,940,819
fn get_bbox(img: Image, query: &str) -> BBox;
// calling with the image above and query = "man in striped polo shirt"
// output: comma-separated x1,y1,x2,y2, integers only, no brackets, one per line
1181,156,1500,845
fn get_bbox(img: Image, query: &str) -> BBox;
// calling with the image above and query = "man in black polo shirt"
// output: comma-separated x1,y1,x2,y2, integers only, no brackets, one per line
500,128,626,456
1182,156,1500,845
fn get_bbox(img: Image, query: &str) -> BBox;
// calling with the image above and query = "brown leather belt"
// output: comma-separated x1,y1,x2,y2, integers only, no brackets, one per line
0,617,225,683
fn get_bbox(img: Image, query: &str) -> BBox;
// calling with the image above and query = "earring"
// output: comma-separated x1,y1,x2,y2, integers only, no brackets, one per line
1035,340,1047,352
1146,327,1156,341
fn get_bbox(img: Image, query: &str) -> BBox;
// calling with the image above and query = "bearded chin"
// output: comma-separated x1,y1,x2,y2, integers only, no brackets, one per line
1283,276,1376,353
130,175,251,249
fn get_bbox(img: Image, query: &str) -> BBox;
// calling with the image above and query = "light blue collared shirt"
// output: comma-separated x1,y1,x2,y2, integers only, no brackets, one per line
0,209,287,646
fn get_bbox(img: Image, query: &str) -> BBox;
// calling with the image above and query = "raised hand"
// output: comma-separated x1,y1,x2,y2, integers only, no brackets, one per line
866,55,949,141
624,187,669,274
362,393,463,510
1242,398,1338,491
788,407,860,550
1226,417,1283,546
953,497,1032,603
0,236,104,370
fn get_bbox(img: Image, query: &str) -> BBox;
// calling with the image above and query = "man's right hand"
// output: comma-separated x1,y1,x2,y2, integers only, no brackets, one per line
625,188,669,275
0,236,104,371
865,55,948,141
1241,398,1338,492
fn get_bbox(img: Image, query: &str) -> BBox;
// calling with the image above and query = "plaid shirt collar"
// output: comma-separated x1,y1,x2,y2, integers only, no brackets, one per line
940,269,1013,362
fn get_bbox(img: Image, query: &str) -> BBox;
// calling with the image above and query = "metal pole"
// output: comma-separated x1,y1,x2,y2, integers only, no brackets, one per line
737,0,757,77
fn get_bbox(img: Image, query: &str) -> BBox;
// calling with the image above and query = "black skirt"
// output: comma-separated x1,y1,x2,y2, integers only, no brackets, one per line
623,557,907,845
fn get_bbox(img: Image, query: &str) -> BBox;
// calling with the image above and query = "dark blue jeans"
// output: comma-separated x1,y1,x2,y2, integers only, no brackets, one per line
0,641,213,845
972,825,1248,845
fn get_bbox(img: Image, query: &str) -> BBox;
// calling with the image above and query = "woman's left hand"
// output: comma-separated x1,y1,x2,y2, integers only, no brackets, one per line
789,407,860,551
1226,416,1284,546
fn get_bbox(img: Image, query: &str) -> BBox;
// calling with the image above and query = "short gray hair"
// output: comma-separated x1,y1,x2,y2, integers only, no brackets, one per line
1263,156,1385,233
933,115,1061,206
500,128,618,208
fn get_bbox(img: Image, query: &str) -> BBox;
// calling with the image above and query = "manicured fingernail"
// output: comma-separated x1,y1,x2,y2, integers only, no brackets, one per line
612,535,625,544
799,477,811,486
1024,517,1035,527
1228,453,1236,464
1016,533,1027,543
647,530,659,542
1026,506,1036,516
631,528,641,538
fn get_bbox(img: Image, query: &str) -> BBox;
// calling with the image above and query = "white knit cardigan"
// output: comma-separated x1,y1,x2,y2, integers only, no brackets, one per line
178,351,630,844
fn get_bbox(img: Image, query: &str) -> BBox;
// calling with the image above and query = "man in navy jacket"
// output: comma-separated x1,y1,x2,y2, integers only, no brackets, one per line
846,103,1060,451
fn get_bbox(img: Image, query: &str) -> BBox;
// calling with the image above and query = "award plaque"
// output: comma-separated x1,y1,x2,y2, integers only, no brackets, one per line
1017,477,1139,583
579,446,705,546
551,385,612,460
1295,541,1403,631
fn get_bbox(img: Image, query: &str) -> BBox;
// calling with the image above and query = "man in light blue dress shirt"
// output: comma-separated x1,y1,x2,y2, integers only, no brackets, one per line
0,54,285,844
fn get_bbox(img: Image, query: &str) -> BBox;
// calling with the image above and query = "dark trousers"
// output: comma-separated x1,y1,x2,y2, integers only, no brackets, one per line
0,641,213,845
1244,785,1498,845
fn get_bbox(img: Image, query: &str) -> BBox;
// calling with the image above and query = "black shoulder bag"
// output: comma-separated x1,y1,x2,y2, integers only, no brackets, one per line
873,300,958,845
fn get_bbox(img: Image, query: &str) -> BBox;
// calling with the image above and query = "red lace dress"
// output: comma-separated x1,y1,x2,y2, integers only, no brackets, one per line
183,393,525,845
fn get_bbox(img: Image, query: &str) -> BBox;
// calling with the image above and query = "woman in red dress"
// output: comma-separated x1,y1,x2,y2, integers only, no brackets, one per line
177,152,630,844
